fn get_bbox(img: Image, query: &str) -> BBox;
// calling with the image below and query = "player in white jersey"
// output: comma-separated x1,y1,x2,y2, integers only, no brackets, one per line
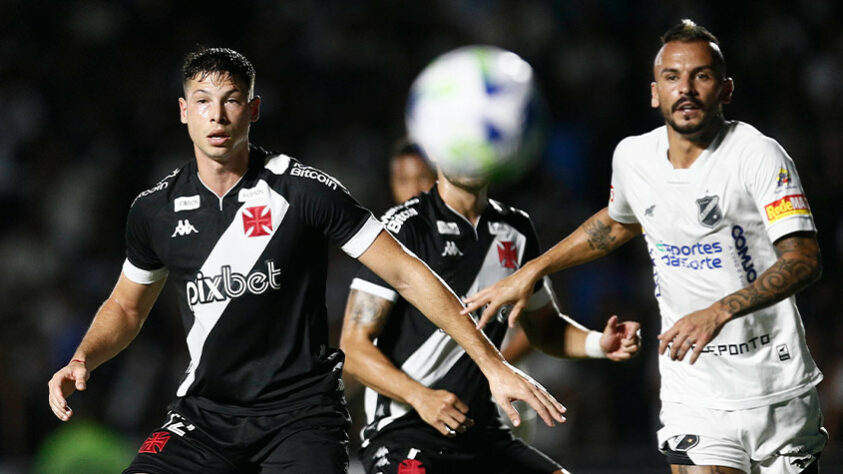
463,20,826,474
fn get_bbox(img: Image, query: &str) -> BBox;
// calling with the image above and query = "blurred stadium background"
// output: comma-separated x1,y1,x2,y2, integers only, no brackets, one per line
1,1,840,472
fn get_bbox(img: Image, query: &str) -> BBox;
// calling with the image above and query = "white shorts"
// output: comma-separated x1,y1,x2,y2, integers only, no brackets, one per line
657,387,827,473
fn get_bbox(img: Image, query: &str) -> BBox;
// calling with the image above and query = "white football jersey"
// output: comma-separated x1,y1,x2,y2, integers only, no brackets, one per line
608,121,822,410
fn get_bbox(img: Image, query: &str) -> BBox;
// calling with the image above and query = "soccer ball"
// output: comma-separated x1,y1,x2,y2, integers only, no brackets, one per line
405,45,545,183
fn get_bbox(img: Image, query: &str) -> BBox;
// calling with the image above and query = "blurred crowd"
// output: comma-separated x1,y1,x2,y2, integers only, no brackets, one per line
1,1,840,472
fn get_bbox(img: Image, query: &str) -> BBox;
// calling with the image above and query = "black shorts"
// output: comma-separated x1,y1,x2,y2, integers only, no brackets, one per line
359,427,562,474
124,397,350,474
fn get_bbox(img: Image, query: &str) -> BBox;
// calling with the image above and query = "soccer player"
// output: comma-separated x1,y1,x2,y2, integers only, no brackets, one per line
463,20,827,474
46,47,565,474
388,140,436,205
341,162,641,472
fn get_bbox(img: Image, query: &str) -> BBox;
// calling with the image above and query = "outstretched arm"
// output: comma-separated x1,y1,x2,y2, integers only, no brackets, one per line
659,232,821,364
358,231,566,428
463,207,641,328
48,273,165,421
521,302,641,361
340,289,473,437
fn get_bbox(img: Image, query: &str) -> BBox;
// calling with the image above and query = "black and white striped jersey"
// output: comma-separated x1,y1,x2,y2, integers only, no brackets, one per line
123,145,382,415
350,187,550,445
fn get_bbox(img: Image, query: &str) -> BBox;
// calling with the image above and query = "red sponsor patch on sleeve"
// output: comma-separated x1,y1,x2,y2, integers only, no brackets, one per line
764,194,811,223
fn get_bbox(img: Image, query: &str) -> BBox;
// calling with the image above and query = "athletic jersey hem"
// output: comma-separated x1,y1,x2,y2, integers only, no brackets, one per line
659,373,822,410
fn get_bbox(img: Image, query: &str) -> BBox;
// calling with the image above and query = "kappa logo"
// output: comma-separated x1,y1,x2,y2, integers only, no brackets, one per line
243,206,272,237
171,219,198,237
138,431,171,454
497,241,518,269
696,195,723,228
441,241,463,257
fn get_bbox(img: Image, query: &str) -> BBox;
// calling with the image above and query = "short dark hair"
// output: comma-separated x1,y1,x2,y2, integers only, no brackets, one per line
660,19,726,78
391,138,426,160
182,47,256,97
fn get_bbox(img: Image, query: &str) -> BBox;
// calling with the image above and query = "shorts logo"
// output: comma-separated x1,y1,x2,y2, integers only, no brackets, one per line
242,206,272,237
398,459,426,474
673,435,699,452
696,195,722,228
777,344,791,361
497,241,518,269
138,431,171,454
765,194,810,223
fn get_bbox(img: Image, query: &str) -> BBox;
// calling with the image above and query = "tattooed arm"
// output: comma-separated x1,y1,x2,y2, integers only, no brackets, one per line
465,207,641,328
340,289,475,437
659,232,821,364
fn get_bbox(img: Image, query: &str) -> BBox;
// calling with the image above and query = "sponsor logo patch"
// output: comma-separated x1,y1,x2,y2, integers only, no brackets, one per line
487,222,508,235
174,195,200,212
238,185,269,202
290,163,340,190
776,168,790,188
765,194,810,223
436,220,460,235
242,206,272,237
138,431,171,454
672,435,700,452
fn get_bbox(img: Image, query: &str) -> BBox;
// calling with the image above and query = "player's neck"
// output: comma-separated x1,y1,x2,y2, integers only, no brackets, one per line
194,145,250,198
665,119,724,169
437,179,488,226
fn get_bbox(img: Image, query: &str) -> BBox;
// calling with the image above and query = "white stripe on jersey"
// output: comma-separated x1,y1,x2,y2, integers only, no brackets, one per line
177,180,290,397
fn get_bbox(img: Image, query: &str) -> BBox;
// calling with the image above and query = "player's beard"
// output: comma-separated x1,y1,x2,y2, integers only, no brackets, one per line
441,168,489,193
663,98,723,138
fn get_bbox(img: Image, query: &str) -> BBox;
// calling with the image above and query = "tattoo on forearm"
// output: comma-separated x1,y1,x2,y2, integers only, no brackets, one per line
583,218,617,254
349,291,390,328
719,236,820,317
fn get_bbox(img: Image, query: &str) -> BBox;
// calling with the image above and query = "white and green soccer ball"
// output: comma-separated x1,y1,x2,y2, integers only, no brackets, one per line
405,45,545,182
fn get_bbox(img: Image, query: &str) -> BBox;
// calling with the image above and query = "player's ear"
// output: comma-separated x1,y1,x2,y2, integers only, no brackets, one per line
179,97,188,124
250,96,261,122
719,77,734,105
650,82,660,109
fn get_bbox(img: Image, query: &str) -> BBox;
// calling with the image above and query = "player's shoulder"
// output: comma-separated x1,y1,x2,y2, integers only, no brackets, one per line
380,194,430,234
613,126,666,163
130,163,189,209
255,146,345,191
722,121,785,155
487,198,532,223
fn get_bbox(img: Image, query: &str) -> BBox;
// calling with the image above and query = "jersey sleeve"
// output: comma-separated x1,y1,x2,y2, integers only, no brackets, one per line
606,140,639,225
348,218,421,303
740,137,816,243
294,167,383,258
123,202,168,284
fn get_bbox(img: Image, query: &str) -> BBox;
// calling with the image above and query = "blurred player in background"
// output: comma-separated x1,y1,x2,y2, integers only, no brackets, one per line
388,138,534,369
465,20,826,474
46,46,565,474
388,140,436,204
343,74,640,472
342,159,640,473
